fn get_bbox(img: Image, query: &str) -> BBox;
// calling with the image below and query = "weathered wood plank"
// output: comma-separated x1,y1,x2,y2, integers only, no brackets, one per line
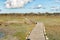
28,22,45,40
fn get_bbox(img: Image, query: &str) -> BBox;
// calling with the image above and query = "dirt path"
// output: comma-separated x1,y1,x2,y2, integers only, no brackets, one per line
28,22,45,40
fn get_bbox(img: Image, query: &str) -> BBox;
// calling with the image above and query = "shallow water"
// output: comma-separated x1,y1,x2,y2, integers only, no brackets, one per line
0,32,5,38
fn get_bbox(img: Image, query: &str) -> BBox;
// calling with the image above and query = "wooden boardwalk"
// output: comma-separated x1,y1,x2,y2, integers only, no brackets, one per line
28,22,45,40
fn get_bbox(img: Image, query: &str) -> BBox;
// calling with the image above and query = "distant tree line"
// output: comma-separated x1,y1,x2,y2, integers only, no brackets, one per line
0,12,60,16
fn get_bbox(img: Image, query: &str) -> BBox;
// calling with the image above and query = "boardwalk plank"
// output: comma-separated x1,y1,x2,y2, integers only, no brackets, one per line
28,22,45,40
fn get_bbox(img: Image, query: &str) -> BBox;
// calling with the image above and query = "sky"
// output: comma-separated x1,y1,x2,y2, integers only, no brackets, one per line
0,0,60,13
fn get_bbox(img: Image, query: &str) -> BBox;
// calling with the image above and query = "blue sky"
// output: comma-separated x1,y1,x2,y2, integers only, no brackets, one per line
0,0,60,13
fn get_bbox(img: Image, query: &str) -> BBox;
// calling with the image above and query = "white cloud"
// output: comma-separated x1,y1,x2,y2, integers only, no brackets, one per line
55,0,60,3
38,5,42,8
32,4,42,9
5,0,32,8
51,6,60,11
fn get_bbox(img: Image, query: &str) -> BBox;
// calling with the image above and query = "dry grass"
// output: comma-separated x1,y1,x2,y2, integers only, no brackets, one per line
0,15,60,40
